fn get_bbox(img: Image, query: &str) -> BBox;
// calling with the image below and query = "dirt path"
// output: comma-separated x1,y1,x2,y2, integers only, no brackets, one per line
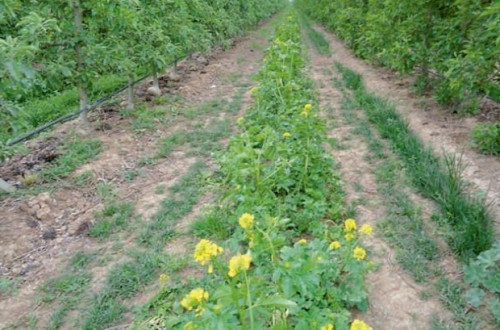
305,29,451,329
0,14,280,329
313,25,500,234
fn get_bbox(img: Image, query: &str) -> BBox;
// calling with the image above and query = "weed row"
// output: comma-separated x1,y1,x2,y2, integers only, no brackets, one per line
334,63,493,260
143,13,374,330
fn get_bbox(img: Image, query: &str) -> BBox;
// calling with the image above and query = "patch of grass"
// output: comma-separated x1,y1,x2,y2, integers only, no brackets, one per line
335,62,493,259
228,92,244,114
38,271,92,304
41,136,102,181
73,170,95,187
374,160,439,283
96,182,115,201
90,201,135,239
0,276,20,296
471,123,500,156
154,184,166,195
81,251,165,330
191,209,233,241
156,119,231,158
81,292,126,330
123,168,141,182
70,251,97,270
138,161,207,249
132,105,171,131
300,14,331,56
436,278,480,328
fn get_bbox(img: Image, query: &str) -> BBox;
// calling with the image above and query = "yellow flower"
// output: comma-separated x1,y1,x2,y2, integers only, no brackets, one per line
239,213,254,229
193,239,223,270
353,247,367,261
329,241,341,250
248,231,255,248
360,224,373,235
228,253,252,277
345,233,354,241
159,273,169,284
297,238,307,245
301,104,313,117
250,86,259,95
181,288,209,311
237,117,245,124
344,218,357,231
236,184,241,191
283,132,291,139
350,319,373,330
321,324,334,330
316,256,323,262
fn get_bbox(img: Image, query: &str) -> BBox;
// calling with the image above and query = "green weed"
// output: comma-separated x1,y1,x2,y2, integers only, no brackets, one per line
70,251,97,270
471,123,500,156
81,251,166,330
138,162,207,249
299,14,331,55
38,271,92,304
156,119,230,158
90,201,135,239
0,276,20,296
191,209,233,241
42,137,101,182
335,62,493,259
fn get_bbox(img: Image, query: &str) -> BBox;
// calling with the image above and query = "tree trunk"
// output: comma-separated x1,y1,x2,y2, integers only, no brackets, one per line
153,70,160,91
0,178,15,193
127,74,135,110
72,0,89,126
78,85,89,125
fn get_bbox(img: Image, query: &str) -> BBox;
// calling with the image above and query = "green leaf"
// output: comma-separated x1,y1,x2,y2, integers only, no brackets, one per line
465,288,485,308
252,296,298,310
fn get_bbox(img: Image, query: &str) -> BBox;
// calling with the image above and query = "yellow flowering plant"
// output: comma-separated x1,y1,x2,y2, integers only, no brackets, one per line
193,239,223,273
144,12,373,330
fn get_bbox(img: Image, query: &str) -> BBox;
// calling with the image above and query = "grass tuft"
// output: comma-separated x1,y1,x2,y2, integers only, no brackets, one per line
42,136,102,181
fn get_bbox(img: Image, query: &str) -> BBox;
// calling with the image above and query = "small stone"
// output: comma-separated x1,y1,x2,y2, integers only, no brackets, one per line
35,204,52,221
196,56,208,66
11,266,24,276
147,86,161,97
166,72,181,82
68,218,90,236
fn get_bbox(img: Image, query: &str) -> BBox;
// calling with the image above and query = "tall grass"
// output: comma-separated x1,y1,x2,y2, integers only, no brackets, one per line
335,62,493,259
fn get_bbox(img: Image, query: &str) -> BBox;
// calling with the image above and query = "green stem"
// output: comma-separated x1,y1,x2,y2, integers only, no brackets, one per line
256,226,277,265
244,271,254,330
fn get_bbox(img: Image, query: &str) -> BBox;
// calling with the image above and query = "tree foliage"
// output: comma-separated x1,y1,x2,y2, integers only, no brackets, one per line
295,0,500,112
0,0,285,143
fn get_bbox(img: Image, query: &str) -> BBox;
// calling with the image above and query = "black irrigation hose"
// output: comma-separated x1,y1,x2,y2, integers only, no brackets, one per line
6,72,153,147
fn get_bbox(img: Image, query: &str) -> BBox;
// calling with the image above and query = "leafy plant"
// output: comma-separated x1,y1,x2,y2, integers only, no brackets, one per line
471,123,500,156
142,13,374,330
464,241,500,324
